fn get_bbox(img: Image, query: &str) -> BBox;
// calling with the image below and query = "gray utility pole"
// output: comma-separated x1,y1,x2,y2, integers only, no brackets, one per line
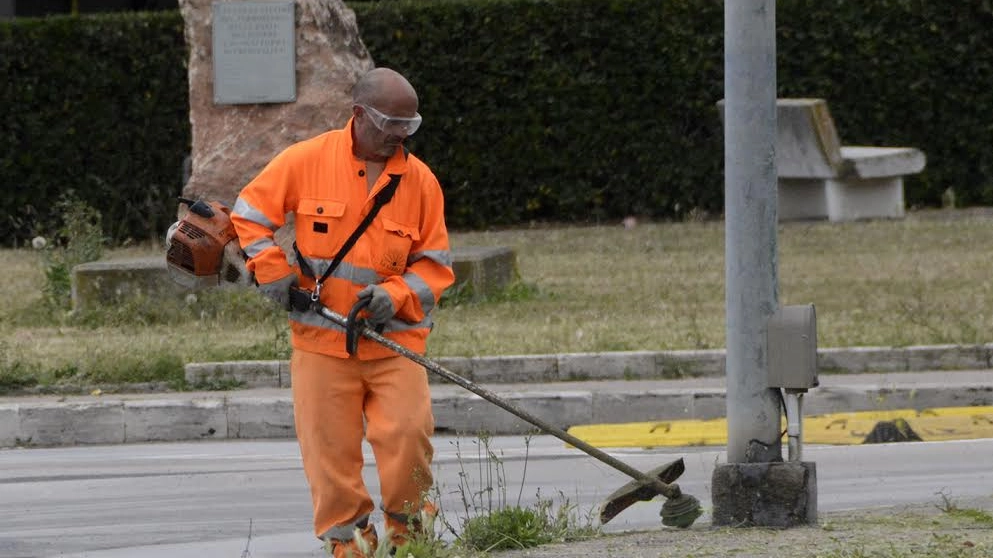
722,0,782,464
713,0,817,528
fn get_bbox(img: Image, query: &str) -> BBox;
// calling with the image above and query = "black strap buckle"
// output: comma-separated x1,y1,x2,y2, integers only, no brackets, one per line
288,286,315,313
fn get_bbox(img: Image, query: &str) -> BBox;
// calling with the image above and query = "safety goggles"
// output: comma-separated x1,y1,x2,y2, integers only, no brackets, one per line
357,104,422,136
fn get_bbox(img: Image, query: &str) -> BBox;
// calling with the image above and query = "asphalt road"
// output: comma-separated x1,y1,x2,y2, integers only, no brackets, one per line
1,436,991,557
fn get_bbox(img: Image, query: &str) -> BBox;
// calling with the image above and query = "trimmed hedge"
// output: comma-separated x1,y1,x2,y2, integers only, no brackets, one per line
354,0,726,227
0,11,188,246
2,0,993,244
356,0,993,224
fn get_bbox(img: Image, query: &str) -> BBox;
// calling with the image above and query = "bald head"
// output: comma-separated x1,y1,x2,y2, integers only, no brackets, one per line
349,68,421,161
352,67,418,113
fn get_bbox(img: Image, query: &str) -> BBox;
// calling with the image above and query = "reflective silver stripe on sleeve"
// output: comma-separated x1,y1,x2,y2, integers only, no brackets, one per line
409,249,452,268
243,237,277,258
233,197,278,230
403,272,436,314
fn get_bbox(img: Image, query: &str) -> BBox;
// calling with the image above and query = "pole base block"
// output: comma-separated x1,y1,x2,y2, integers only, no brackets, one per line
711,461,817,527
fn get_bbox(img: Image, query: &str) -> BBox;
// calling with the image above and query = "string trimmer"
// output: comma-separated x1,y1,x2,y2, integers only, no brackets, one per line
318,298,703,527
164,198,703,527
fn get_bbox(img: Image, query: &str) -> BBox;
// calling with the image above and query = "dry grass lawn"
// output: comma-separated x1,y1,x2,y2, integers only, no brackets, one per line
2,208,992,391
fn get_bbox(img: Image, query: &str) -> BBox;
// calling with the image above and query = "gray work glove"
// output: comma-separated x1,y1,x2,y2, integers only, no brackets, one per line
257,273,298,311
356,284,395,325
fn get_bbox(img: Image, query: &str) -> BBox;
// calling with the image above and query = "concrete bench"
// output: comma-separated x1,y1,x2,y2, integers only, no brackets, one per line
720,98,926,222
776,98,925,221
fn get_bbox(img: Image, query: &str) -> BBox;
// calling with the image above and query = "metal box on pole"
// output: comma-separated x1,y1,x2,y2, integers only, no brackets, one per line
767,304,818,390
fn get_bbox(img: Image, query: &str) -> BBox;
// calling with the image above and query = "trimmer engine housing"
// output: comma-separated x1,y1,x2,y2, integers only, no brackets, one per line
166,200,250,288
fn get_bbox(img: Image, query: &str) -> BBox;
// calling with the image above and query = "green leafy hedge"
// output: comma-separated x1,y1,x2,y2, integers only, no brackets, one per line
2,0,993,245
356,0,993,225
0,11,188,246
354,0,726,227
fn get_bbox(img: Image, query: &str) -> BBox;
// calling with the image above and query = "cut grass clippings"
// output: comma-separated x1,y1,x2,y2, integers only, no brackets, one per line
3,209,993,393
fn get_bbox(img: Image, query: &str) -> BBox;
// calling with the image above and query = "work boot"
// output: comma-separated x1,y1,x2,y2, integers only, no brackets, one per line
385,502,437,549
323,524,378,558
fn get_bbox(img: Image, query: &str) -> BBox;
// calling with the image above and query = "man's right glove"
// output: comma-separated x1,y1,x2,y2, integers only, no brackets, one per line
257,273,298,311
356,284,396,325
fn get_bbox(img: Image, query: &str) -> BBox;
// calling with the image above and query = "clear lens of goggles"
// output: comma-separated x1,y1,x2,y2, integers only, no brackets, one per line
359,104,422,136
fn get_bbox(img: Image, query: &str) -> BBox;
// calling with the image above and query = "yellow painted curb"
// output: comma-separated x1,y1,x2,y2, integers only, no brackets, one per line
566,406,993,448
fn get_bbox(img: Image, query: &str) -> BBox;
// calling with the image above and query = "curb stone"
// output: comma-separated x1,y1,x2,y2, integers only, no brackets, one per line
1,346,992,448
185,344,993,387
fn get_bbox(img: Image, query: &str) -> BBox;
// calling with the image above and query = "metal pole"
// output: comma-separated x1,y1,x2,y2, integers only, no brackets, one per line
313,304,681,498
723,0,782,463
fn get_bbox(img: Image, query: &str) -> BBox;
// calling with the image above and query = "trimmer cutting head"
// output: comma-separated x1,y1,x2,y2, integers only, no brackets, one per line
660,492,704,528
600,458,702,528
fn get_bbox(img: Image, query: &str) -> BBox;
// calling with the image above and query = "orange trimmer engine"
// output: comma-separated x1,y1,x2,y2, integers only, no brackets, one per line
166,199,248,289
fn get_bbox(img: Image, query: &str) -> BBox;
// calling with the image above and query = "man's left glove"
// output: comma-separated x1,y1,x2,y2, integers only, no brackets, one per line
356,284,395,325
258,273,298,311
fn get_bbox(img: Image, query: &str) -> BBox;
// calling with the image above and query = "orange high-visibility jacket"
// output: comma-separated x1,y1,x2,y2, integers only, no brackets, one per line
231,119,455,359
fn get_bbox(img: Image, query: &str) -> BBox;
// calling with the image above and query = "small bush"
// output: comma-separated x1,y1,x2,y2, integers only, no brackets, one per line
461,506,554,551
37,195,104,311
0,341,40,391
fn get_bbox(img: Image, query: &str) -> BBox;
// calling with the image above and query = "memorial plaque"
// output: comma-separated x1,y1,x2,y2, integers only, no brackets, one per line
212,1,296,104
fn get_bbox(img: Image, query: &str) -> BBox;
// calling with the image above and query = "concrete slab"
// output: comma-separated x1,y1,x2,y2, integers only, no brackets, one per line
183,344,993,388
558,351,657,381
468,354,559,383
818,346,908,373
186,360,281,388
433,391,592,435
1,362,992,448
450,246,517,299
0,403,20,447
18,401,125,446
124,398,227,442
903,344,990,371
591,391,695,423
227,395,296,439
279,359,292,387
71,257,190,312
656,350,726,378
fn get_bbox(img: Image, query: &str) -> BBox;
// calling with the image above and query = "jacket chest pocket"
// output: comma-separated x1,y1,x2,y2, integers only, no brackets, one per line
377,217,419,276
295,198,346,258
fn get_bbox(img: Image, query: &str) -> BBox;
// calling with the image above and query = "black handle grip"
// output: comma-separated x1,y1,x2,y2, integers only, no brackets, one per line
345,297,373,356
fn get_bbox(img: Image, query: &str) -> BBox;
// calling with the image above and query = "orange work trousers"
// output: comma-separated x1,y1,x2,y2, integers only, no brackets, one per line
290,349,435,541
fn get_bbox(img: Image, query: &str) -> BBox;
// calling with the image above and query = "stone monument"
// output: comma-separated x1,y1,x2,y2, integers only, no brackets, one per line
178,0,374,206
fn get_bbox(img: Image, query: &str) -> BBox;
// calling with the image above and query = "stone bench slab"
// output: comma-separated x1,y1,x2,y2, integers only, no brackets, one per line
840,146,926,179
721,98,926,222
72,246,517,312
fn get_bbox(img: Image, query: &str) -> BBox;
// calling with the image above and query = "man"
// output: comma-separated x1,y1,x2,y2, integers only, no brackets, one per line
231,67,454,557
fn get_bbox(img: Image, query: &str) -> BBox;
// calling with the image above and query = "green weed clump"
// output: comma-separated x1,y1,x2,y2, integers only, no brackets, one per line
461,506,553,551
440,434,599,553
936,491,993,527
37,195,104,311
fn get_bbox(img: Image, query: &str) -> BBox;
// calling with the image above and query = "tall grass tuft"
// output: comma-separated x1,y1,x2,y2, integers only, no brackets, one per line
37,195,105,311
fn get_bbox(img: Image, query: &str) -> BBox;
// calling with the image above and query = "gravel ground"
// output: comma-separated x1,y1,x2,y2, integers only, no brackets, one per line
492,495,993,558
